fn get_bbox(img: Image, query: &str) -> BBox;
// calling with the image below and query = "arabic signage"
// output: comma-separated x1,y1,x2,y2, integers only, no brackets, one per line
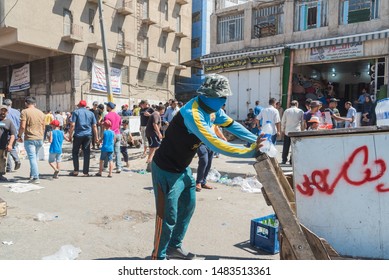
9,64,30,92
310,42,364,62
204,55,275,73
91,63,122,94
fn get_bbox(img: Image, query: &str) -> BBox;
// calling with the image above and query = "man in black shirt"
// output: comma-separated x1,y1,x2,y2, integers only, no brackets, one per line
0,105,16,181
150,74,263,260
139,100,154,157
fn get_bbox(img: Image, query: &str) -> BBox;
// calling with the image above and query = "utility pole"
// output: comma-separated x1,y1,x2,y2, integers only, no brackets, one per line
98,0,114,102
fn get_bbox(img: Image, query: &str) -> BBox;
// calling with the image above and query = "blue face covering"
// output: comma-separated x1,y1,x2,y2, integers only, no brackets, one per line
199,95,226,112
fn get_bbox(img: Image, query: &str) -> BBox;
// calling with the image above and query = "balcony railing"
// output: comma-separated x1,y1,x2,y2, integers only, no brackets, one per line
117,1,133,15
62,24,83,43
176,0,188,5
87,0,106,4
117,40,133,56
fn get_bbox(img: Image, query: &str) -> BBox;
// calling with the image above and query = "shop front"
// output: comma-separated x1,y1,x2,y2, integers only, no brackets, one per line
287,30,389,118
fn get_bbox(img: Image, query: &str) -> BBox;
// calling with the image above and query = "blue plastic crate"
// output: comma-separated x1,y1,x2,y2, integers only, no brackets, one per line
250,214,279,254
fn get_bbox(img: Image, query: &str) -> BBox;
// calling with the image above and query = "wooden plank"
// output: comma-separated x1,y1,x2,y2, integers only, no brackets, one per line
0,197,6,217
279,229,297,260
254,153,316,260
300,224,331,260
269,157,295,204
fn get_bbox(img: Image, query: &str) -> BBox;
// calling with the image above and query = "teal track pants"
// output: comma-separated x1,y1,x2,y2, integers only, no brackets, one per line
151,161,196,260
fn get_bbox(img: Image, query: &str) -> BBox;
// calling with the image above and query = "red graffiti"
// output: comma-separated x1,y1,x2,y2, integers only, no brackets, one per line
296,145,388,196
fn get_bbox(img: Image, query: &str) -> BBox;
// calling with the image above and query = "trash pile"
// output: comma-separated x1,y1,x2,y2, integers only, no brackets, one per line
4,183,44,193
206,169,262,193
42,245,81,260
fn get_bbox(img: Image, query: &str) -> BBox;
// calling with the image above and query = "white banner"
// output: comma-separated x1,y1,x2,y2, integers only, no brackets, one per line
91,63,122,94
9,64,30,92
310,42,364,62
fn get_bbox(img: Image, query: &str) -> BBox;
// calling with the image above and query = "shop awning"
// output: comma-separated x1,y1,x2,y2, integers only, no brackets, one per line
200,45,284,64
181,57,202,69
286,29,389,49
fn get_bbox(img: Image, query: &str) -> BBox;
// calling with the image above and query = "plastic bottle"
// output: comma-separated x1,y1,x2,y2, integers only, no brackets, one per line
376,98,389,126
259,121,278,157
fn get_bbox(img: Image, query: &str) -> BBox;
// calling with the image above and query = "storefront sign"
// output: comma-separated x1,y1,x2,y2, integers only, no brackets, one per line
92,63,122,94
310,42,363,62
9,64,30,92
204,55,275,73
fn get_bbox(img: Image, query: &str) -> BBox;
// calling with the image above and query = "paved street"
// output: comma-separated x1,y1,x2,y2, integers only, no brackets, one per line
0,141,288,260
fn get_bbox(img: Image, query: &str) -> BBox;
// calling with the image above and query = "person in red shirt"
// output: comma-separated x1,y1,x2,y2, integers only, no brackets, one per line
103,102,123,173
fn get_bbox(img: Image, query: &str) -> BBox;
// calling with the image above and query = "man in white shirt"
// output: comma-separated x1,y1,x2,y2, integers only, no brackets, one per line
281,100,304,164
256,98,281,144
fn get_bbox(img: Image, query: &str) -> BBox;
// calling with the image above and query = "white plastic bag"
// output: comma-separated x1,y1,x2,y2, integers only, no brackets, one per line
206,168,221,182
241,177,263,193
42,245,81,260
4,183,44,193
35,213,59,222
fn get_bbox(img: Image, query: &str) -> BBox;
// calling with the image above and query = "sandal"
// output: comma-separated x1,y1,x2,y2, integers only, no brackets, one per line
82,173,90,177
202,184,213,190
108,174,112,178
69,171,79,176
95,173,102,177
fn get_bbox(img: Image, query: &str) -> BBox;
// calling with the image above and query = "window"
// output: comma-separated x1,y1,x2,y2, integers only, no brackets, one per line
162,35,167,53
192,11,201,23
340,0,379,25
217,13,244,44
89,9,95,33
191,38,200,49
143,37,149,57
121,66,129,84
143,0,149,18
252,4,284,38
164,1,168,21
63,9,73,35
176,47,180,65
294,0,328,31
118,28,125,48
177,15,181,32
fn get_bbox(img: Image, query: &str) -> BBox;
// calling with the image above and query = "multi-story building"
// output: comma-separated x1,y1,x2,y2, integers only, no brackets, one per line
0,0,191,111
176,0,213,99
176,0,247,100
202,0,389,120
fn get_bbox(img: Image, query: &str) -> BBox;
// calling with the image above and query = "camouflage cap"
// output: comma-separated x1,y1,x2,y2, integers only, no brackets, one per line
196,74,233,98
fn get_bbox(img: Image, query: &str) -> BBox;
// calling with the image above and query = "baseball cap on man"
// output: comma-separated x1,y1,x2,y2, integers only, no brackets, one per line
78,100,87,107
50,120,60,127
104,102,116,109
329,98,340,103
0,105,8,111
92,101,99,106
308,116,320,123
197,74,233,98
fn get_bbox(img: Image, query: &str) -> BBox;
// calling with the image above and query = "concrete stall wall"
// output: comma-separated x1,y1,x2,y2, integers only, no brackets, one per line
292,130,389,259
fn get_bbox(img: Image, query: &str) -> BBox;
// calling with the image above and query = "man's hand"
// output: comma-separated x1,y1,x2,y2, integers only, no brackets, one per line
17,138,23,143
6,144,12,152
255,133,266,151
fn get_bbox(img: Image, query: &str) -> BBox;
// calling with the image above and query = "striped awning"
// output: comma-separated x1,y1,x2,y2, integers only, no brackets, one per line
286,29,389,49
200,45,284,64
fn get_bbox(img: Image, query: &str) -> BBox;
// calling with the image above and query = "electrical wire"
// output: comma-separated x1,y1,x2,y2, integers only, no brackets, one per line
0,0,20,26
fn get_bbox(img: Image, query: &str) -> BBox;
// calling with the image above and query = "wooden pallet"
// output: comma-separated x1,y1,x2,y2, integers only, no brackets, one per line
254,154,340,260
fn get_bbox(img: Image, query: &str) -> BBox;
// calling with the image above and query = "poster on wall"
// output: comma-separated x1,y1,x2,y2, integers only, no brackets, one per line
9,64,30,92
310,42,363,62
91,63,122,94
